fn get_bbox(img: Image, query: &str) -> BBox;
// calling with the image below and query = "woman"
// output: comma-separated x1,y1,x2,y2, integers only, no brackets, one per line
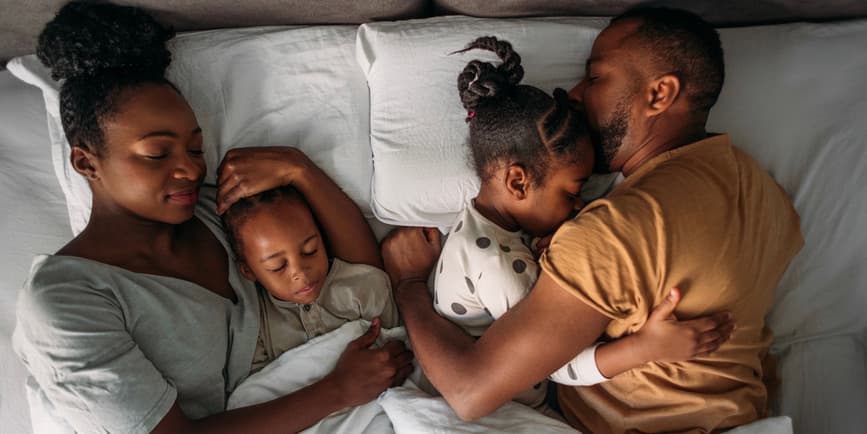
12,3,411,433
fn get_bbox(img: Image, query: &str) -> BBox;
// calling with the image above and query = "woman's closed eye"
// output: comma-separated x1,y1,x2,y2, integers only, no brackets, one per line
189,148,205,157
301,249,318,257
145,153,168,160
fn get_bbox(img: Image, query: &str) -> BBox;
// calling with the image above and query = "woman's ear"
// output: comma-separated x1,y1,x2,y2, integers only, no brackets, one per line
70,146,100,181
239,262,257,282
504,163,529,200
646,73,681,116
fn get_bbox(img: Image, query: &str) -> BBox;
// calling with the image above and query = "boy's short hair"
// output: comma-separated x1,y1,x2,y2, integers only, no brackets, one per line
221,185,306,262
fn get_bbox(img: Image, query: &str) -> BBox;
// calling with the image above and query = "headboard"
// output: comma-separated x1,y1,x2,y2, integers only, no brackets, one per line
2,0,866,63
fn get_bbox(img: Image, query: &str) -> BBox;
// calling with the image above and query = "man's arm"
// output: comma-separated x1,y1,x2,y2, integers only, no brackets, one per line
396,270,609,420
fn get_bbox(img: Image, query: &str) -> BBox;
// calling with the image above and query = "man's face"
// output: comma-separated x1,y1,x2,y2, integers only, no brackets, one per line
568,19,645,173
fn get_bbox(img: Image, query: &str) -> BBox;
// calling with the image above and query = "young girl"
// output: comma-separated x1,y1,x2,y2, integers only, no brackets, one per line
222,169,399,373
13,3,410,433
432,37,733,409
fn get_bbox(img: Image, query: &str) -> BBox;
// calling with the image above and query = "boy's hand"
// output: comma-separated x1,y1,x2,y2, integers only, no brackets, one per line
633,288,735,363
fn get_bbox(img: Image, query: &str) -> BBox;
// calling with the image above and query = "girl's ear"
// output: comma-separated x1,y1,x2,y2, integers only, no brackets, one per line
70,145,100,181
239,262,257,282
504,163,529,200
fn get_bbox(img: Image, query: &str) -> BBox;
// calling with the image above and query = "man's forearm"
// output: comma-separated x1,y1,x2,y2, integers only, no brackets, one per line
396,280,481,407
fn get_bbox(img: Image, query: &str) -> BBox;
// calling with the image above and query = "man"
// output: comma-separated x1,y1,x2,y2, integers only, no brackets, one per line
382,6,804,433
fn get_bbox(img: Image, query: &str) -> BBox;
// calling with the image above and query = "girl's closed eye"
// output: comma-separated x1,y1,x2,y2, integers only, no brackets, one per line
269,261,287,273
145,153,168,160
301,248,318,257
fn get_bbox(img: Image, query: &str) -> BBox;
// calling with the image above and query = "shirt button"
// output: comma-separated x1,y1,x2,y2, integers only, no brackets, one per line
303,304,311,312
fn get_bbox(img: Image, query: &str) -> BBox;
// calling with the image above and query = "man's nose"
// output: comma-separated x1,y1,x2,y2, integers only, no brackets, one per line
568,80,586,109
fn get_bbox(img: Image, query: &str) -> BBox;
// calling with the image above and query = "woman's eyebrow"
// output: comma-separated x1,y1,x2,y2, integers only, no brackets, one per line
139,126,201,141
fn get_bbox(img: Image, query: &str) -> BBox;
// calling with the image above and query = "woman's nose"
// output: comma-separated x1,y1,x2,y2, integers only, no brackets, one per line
174,152,205,181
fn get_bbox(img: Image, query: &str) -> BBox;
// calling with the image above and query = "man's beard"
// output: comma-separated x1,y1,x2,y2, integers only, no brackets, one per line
590,97,630,173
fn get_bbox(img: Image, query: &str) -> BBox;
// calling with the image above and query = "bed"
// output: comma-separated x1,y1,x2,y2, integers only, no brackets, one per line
1,1,866,433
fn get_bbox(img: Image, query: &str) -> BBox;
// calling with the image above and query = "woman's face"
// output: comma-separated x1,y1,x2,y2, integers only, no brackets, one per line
514,144,594,237
90,83,205,224
237,197,330,305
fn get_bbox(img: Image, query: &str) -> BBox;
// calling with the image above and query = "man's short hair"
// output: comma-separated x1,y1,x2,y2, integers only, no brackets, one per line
613,6,725,112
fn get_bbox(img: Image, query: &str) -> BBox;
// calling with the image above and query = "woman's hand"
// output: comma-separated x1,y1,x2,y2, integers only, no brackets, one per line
325,318,414,408
633,288,735,363
216,146,313,214
381,227,442,290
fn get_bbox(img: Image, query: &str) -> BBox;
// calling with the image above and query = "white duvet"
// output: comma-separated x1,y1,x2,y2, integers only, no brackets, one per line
228,320,791,434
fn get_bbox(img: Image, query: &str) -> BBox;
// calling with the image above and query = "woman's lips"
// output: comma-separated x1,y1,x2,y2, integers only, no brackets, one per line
168,190,198,205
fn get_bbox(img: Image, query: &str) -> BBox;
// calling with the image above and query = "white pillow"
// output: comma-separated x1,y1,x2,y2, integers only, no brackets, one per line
7,25,373,235
357,16,608,227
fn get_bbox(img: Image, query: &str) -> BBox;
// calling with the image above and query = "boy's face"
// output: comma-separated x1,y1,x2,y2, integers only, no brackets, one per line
515,141,594,237
237,197,329,305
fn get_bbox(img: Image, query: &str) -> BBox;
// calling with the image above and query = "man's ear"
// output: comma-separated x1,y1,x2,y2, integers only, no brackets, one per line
646,73,681,116
239,262,257,282
70,145,100,181
504,163,529,200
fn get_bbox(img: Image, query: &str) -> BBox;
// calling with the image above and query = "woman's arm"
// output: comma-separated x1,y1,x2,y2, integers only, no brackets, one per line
153,319,413,434
217,147,381,268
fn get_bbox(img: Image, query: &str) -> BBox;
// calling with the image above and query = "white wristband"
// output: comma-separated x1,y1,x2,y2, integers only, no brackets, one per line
549,342,608,386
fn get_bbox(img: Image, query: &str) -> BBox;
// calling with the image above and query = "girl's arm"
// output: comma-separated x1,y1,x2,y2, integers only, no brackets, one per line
153,319,413,434
217,147,381,268
587,288,734,380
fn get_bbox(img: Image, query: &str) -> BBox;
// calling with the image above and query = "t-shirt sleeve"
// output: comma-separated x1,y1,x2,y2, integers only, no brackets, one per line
13,279,177,434
474,248,539,320
335,259,400,329
539,199,658,336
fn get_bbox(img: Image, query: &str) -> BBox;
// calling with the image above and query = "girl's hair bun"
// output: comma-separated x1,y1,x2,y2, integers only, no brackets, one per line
37,1,174,81
456,36,524,112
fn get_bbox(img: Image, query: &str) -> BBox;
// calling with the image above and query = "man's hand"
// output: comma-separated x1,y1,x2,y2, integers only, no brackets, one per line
381,227,442,290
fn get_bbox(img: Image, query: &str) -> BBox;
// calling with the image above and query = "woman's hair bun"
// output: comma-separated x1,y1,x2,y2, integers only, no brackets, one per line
37,1,175,81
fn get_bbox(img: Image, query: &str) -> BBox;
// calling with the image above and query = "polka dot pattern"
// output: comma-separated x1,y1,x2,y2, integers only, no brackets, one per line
451,302,467,315
476,237,491,248
454,220,464,233
512,259,527,274
464,277,475,294
499,244,511,252
567,364,577,380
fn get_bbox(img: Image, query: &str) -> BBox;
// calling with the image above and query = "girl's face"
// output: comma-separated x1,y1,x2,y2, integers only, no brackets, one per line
514,144,595,237
87,83,205,224
237,197,330,305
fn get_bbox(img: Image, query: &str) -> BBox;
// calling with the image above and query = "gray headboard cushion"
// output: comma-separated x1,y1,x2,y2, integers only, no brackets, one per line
434,0,867,26
4,0,867,63
0,0,429,63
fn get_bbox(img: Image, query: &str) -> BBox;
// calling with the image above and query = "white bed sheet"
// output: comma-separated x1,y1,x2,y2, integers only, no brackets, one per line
0,70,70,434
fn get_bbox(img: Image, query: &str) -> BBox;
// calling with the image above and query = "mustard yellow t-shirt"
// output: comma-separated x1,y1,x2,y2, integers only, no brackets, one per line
540,134,803,433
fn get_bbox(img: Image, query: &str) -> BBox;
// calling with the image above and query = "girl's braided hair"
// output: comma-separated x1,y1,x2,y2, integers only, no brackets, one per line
456,36,589,186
